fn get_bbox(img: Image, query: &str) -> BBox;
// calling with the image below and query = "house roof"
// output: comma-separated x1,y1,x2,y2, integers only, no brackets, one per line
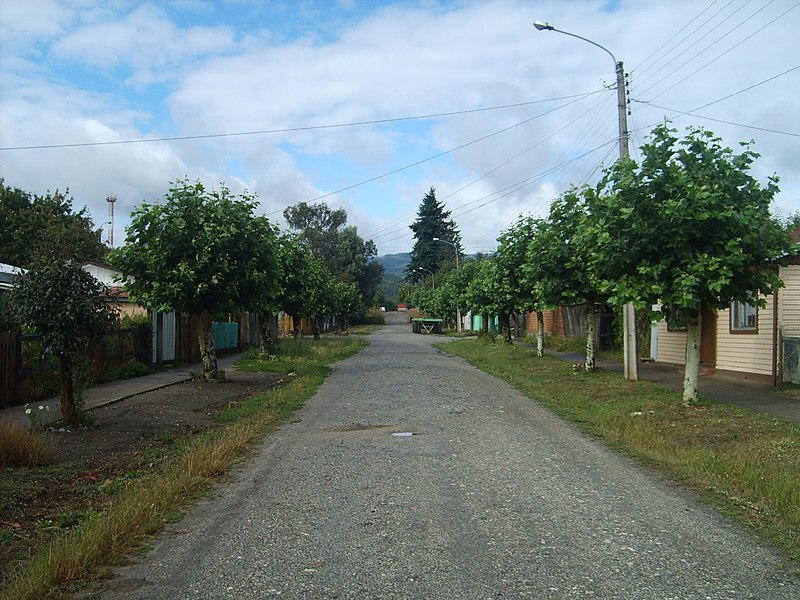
0,263,24,291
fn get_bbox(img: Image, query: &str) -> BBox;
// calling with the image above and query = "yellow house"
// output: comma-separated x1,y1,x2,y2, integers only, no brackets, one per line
654,259,800,386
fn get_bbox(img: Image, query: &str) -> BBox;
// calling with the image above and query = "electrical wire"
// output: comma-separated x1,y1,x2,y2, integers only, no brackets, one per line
641,1,799,102
0,91,601,152
633,0,758,91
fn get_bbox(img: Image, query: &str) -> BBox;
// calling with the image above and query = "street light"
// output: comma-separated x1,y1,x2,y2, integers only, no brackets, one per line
416,267,435,291
534,19,638,381
433,237,461,333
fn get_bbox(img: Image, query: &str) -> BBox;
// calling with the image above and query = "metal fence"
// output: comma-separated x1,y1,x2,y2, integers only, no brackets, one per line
781,324,800,385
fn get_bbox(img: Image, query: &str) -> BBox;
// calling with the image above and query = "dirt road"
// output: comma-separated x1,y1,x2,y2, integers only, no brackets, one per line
97,313,798,599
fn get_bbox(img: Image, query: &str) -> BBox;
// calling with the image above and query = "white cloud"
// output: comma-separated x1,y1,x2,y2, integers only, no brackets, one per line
1,0,798,256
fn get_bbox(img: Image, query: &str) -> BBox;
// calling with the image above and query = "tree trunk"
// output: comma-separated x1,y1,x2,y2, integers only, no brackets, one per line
340,314,348,333
312,317,321,340
270,314,279,348
197,309,219,380
59,354,78,424
291,312,301,339
482,314,489,334
259,312,276,355
536,310,544,358
683,310,702,406
501,311,512,344
585,303,597,372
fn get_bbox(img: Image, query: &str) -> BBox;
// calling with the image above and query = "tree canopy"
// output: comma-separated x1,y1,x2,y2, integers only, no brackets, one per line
10,258,117,422
589,125,792,403
283,201,383,311
110,179,281,379
0,179,106,268
406,187,462,281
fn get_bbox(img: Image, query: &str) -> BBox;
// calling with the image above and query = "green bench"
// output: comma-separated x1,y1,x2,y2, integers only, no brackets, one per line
411,318,443,334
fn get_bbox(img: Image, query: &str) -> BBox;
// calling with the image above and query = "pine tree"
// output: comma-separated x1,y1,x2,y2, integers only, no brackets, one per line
406,187,462,282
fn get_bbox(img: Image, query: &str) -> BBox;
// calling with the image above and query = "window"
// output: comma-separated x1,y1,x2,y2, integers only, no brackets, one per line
731,297,758,333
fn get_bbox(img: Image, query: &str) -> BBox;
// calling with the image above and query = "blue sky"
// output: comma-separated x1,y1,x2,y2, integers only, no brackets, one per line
1,0,798,255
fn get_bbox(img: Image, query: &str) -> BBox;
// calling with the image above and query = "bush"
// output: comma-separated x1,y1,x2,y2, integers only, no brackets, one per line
119,313,151,328
116,360,153,380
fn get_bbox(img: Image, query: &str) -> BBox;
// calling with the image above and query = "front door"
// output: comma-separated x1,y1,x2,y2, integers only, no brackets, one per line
700,305,717,368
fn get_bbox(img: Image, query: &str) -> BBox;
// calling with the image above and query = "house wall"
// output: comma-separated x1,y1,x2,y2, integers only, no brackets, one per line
715,298,775,378
779,264,800,333
525,309,565,336
655,320,687,365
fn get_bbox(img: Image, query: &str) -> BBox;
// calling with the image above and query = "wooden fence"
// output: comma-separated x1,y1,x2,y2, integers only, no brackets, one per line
0,332,18,408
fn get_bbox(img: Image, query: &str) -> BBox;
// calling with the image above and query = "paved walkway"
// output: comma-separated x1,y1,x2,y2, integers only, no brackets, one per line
0,353,242,429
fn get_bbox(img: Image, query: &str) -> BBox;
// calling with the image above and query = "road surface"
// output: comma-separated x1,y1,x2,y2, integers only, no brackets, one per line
98,312,798,599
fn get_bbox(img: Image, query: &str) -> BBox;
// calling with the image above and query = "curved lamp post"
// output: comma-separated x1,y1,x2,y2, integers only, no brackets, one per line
433,237,461,333
534,20,638,381
416,267,435,291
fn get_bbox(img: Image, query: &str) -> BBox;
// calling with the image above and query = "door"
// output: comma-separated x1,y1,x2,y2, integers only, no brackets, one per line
700,305,717,368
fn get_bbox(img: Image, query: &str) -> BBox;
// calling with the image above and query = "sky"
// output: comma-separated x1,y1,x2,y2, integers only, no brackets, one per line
1,0,798,257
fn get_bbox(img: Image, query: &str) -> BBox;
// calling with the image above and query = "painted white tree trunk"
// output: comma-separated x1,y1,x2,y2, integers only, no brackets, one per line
536,310,544,358
683,311,702,405
585,303,597,372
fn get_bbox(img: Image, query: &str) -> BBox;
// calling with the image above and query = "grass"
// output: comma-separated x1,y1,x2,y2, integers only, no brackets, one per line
0,422,52,469
0,336,367,600
439,338,800,565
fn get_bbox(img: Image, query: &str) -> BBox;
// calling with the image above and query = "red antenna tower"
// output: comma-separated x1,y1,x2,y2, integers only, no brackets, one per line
106,194,117,247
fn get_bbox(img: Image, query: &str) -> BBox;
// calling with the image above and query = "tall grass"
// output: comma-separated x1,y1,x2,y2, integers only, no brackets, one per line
0,421,52,468
1,336,366,600
441,339,800,564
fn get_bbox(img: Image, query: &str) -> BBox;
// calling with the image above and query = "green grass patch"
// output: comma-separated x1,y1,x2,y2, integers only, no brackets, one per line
440,338,800,564
1,336,367,600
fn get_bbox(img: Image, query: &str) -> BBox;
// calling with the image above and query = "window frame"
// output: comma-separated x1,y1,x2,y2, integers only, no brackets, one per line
730,296,758,334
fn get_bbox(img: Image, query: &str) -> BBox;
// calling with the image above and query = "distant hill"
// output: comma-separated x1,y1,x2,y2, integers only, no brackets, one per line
376,252,411,277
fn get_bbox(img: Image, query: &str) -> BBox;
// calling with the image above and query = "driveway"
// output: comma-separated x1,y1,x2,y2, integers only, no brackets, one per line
98,314,798,599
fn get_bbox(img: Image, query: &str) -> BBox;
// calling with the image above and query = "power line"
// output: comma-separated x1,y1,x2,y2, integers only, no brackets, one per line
368,92,613,243
641,1,799,102
634,0,757,91
633,63,800,137
0,91,601,152
302,92,596,211
631,0,726,76
639,103,800,138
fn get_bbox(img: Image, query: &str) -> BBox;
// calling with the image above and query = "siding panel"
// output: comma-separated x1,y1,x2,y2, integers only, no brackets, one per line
716,300,774,376
656,319,686,365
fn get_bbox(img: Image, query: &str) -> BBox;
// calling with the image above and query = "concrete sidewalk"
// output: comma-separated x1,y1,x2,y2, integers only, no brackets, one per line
0,353,242,429
542,347,800,424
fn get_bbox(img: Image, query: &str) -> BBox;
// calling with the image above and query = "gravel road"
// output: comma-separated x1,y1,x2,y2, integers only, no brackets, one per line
98,313,798,599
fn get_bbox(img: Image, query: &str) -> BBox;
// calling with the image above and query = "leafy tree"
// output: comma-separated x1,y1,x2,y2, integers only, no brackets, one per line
502,217,549,356
10,257,117,423
462,257,505,338
531,188,606,371
283,201,347,262
283,202,383,311
0,179,106,268
591,125,793,404
244,219,284,355
277,236,326,338
406,187,462,281
110,180,279,380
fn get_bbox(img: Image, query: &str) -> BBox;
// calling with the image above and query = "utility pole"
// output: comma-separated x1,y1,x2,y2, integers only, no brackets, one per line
534,21,638,381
